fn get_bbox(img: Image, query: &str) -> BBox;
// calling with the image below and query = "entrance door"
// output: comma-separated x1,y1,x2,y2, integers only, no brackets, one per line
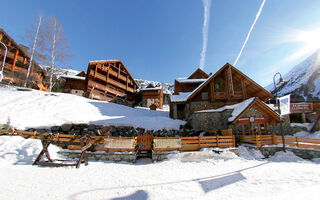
252,123,267,135
236,122,267,135
236,123,250,135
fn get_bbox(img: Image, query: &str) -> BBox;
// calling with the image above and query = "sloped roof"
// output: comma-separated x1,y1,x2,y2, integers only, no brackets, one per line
0,29,30,59
60,75,85,81
196,97,280,123
175,78,207,84
88,60,138,88
188,68,209,79
171,92,192,102
172,63,273,103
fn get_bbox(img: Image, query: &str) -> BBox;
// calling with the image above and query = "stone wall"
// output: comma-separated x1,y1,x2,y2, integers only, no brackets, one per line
25,123,204,138
245,145,320,160
58,150,137,162
268,115,308,135
189,109,233,131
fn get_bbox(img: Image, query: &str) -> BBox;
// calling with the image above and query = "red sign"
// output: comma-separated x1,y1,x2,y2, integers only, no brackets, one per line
238,117,266,122
238,118,249,122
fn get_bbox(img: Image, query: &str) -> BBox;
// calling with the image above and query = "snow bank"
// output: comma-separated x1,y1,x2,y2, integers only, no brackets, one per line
293,130,320,139
0,87,185,130
167,148,239,162
268,151,306,162
0,136,62,166
1,136,320,200
238,146,265,160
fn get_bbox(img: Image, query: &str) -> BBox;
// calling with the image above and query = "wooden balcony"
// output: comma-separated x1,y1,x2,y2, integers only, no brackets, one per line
88,70,135,93
87,80,127,97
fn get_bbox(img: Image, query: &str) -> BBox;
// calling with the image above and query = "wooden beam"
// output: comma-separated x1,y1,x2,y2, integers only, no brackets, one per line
226,66,234,98
118,63,121,79
126,75,129,90
94,64,98,81
106,64,110,86
210,80,215,102
241,79,247,99
12,49,19,72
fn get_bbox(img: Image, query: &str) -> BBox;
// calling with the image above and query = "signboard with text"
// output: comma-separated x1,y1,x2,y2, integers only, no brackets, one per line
153,139,181,149
104,138,135,149
278,94,291,115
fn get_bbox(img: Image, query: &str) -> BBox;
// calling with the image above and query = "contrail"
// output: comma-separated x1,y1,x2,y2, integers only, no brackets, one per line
233,0,266,66
200,0,211,70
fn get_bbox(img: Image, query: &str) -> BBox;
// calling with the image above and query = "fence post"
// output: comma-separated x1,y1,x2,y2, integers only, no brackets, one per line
232,135,235,147
216,135,219,148
256,135,259,150
198,136,200,150
272,135,275,145
296,137,299,148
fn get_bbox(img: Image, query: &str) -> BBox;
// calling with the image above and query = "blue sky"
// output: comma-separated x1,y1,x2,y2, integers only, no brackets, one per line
1,0,320,87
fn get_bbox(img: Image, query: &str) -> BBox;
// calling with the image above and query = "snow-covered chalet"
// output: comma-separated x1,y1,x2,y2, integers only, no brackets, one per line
170,63,282,135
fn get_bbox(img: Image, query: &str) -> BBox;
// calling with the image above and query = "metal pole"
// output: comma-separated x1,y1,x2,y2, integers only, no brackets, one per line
0,41,8,83
273,72,286,152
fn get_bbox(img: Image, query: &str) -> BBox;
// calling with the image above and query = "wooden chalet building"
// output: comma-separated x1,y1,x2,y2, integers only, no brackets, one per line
173,68,209,95
0,29,48,91
170,63,282,135
85,60,138,106
61,71,86,96
141,83,164,109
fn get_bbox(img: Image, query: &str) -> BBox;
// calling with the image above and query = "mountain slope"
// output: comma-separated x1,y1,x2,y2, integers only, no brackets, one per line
135,78,174,95
266,49,320,101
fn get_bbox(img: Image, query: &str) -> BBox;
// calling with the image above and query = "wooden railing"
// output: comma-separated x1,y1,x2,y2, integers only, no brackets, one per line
0,129,235,152
153,135,235,152
239,135,320,150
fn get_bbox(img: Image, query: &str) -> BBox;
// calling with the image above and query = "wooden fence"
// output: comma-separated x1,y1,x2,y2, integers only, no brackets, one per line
0,129,235,152
239,135,320,150
153,136,235,152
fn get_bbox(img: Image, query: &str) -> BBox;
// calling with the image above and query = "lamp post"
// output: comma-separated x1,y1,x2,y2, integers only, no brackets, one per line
273,72,286,152
0,41,8,83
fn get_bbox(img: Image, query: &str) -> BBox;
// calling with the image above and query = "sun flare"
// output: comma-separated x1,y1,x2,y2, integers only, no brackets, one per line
284,28,320,61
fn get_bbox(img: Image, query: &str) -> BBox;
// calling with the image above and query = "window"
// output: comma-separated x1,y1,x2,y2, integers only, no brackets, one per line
202,92,208,100
252,124,258,135
237,125,243,133
260,124,266,135
214,77,225,91
236,124,250,135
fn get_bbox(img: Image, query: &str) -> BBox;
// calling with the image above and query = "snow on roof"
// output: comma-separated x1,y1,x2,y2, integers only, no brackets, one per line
89,60,120,63
170,92,193,102
141,87,162,91
60,75,85,81
175,78,207,83
196,97,256,122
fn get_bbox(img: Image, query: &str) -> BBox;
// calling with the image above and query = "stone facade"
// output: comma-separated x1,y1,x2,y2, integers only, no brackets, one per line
189,109,233,131
24,123,204,138
58,150,137,162
244,145,320,160
268,115,308,135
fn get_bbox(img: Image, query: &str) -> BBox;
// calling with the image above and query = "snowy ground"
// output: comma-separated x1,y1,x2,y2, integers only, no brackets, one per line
0,86,184,130
293,130,320,139
1,135,320,200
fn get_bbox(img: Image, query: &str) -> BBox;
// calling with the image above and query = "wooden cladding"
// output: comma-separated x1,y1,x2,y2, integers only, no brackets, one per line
226,66,234,98
88,70,135,93
0,29,47,91
85,60,138,105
